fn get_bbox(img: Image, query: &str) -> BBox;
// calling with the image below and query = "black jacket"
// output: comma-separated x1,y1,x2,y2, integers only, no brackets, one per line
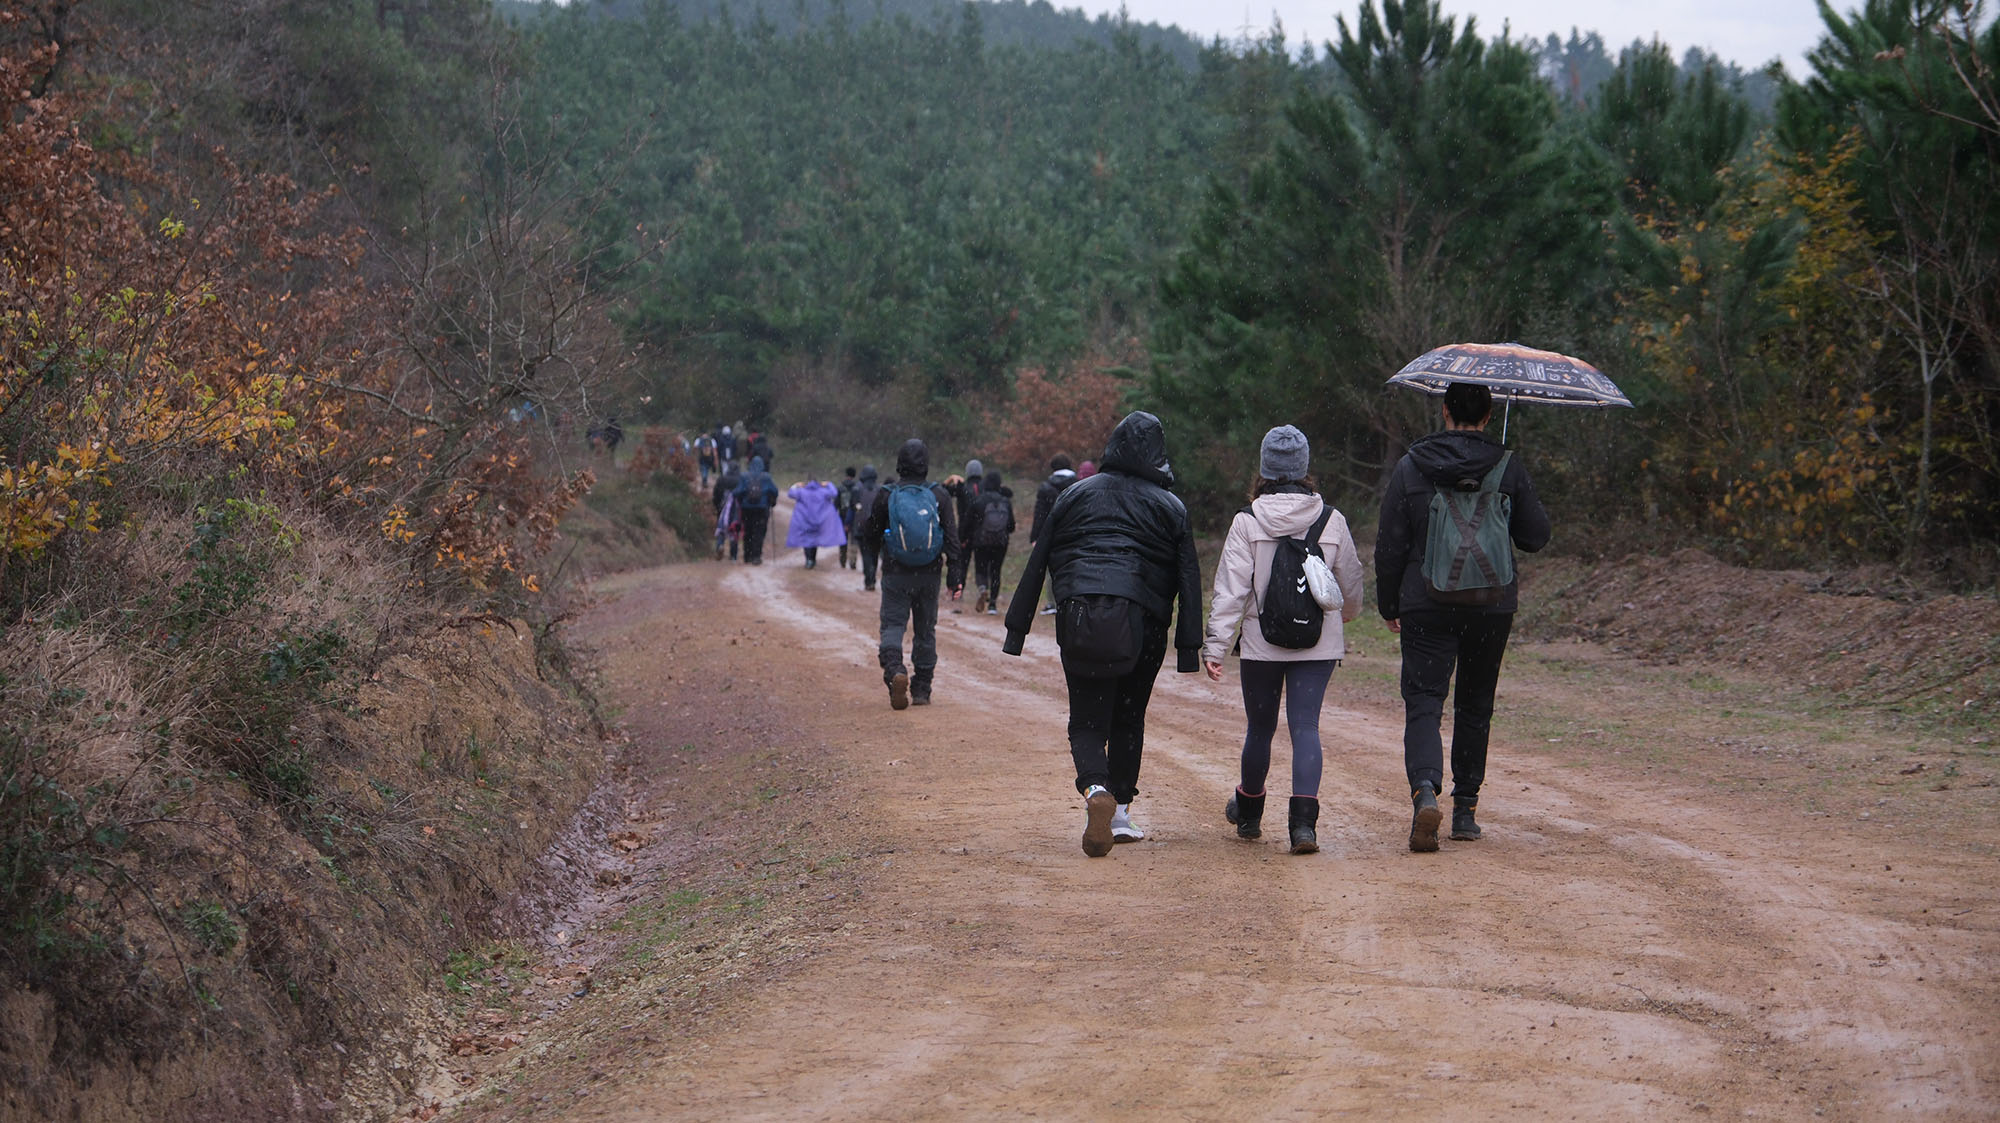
1003,412,1202,672
1374,428,1552,618
861,439,965,585
1030,468,1077,544
711,467,742,513
852,465,881,540
968,473,1016,548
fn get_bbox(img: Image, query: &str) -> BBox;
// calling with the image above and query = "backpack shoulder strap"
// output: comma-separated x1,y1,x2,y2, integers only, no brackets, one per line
1480,451,1513,494
1308,501,1334,539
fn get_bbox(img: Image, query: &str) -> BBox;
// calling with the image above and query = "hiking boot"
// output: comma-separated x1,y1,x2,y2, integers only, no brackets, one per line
973,590,988,614
888,672,910,711
1450,799,1482,841
1288,795,1320,855
1039,604,1057,616
911,673,932,706
1110,803,1144,843
1082,786,1117,857
1224,788,1265,840
911,690,932,706
1409,781,1442,853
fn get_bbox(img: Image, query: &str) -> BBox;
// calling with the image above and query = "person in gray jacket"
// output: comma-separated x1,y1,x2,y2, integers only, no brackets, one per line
1375,383,1551,852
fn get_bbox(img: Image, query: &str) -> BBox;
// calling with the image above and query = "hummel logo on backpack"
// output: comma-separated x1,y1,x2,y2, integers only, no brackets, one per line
1258,505,1336,649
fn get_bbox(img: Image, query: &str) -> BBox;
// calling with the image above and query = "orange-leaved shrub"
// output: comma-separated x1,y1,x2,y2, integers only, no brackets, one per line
980,359,1131,471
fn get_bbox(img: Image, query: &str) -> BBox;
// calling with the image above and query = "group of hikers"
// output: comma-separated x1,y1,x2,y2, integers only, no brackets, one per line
701,381,1548,860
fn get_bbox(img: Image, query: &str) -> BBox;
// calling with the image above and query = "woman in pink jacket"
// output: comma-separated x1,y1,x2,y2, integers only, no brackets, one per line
1201,426,1365,853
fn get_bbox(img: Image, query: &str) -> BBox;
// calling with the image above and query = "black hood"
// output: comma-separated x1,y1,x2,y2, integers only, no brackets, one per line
895,438,929,481
982,471,1002,491
1407,429,1505,489
859,464,878,483
1100,411,1175,489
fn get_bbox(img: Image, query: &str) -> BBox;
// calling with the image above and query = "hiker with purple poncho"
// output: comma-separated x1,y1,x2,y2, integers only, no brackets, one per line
786,474,847,569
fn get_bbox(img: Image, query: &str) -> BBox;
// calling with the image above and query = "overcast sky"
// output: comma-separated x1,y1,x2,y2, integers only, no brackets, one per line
1090,0,1830,77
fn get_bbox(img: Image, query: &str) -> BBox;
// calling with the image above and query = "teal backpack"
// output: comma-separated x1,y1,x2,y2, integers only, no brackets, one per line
1421,452,1514,606
884,484,943,566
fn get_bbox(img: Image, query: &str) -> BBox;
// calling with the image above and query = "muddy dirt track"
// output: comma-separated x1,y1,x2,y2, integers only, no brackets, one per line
432,506,2000,1123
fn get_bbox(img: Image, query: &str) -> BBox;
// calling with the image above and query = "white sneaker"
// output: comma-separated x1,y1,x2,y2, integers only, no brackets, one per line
1110,803,1144,843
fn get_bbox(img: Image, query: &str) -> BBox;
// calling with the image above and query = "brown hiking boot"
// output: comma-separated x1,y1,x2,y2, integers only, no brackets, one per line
888,672,909,711
1409,781,1442,853
1082,788,1117,857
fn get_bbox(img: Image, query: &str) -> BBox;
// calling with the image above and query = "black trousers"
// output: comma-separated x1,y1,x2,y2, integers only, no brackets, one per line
1399,609,1513,800
973,544,1006,599
859,539,881,587
1063,612,1169,803
741,507,771,563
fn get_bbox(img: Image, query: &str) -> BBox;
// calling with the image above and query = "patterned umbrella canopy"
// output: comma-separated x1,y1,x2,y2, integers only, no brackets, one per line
1387,342,1632,408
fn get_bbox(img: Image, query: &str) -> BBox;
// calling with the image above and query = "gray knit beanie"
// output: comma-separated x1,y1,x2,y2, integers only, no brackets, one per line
965,459,983,480
1259,425,1309,480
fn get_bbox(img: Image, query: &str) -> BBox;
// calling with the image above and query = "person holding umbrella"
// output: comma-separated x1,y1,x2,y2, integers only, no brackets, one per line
1376,381,1551,852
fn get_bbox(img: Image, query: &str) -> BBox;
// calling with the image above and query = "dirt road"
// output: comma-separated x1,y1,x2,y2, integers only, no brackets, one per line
430,519,1999,1122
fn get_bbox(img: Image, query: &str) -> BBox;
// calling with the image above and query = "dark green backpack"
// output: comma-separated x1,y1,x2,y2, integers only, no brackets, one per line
1421,452,1514,606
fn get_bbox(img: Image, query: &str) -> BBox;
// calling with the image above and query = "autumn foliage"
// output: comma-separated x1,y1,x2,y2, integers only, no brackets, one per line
980,358,1132,471
0,1,620,1086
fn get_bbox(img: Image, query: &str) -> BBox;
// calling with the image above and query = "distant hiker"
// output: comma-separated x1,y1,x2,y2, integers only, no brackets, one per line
712,461,744,561
786,474,846,569
1030,454,1077,615
836,466,861,570
1376,382,1551,852
1003,412,1202,857
750,431,774,472
942,459,983,607
1201,426,1365,855
588,415,623,454
734,455,779,566
693,431,718,487
1076,459,1097,479
852,464,884,592
861,439,964,709
968,470,1015,615
716,424,737,472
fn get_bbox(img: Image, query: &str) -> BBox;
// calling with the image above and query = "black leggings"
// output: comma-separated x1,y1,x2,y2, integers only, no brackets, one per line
1063,613,1169,803
1238,659,1336,798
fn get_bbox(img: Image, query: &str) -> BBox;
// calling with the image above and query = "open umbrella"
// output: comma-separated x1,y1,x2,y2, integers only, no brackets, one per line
1387,341,1631,439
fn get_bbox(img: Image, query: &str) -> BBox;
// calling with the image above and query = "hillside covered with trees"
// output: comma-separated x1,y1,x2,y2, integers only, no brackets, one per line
1,0,1996,1117
516,0,1998,574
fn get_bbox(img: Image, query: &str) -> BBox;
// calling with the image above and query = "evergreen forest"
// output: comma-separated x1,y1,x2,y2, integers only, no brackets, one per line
1,0,1997,1104
509,0,1998,573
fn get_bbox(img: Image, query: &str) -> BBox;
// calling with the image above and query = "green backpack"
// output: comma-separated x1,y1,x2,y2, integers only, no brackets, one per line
1421,452,1514,606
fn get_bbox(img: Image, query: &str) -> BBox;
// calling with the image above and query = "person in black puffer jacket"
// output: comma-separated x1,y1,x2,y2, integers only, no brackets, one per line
1375,382,1551,853
1003,411,1202,857
1029,454,1077,614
